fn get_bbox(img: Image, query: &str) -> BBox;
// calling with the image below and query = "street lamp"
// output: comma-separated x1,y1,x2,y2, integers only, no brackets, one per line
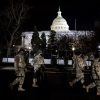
72,46,75,68
28,46,31,64
97,43,100,57
72,46,75,56
72,46,75,51
72,46,75,59
97,43,100,51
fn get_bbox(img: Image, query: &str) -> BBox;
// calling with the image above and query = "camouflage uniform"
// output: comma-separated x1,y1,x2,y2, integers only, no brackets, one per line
69,54,87,86
85,58,100,95
10,50,26,91
32,51,44,87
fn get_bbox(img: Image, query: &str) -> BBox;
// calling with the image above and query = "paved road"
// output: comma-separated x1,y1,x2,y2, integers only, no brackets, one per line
0,66,100,100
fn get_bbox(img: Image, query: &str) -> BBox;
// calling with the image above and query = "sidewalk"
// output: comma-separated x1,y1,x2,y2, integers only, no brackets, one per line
1,66,14,70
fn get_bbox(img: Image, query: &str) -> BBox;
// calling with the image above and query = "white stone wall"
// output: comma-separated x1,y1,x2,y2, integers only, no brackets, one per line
21,30,94,50
22,31,50,49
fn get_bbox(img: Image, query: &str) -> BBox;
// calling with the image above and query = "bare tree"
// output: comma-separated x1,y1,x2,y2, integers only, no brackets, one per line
0,0,31,57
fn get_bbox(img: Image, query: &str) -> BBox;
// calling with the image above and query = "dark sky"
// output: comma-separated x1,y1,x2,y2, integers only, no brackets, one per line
0,0,100,31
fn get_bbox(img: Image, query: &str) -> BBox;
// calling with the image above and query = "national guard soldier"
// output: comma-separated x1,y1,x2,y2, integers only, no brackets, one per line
10,48,26,91
31,50,44,87
84,57,100,95
69,53,88,87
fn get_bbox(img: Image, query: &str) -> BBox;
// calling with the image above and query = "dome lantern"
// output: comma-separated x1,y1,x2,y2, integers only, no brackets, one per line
57,7,62,17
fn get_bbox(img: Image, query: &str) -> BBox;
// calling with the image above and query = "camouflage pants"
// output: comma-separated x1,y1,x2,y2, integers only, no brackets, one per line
11,70,25,88
73,73,84,84
96,80,100,93
87,67,100,94
32,65,43,86
88,80,100,93
33,65,41,78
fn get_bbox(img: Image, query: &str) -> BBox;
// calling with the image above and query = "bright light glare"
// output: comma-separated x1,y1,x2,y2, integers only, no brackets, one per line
72,47,75,51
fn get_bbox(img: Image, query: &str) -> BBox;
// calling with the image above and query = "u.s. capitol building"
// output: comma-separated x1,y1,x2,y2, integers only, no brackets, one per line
21,7,94,50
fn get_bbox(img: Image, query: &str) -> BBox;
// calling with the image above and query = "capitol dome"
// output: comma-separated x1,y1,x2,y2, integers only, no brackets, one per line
51,7,69,32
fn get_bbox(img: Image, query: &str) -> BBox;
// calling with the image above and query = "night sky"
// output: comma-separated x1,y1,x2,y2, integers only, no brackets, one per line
0,0,100,31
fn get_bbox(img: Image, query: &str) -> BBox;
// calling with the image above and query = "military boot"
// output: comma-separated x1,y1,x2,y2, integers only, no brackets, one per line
32,78,38,87
18,85,25,91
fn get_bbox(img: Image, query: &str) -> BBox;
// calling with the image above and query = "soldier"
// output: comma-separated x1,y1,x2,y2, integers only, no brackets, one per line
10,48,26,91
69,53,88,87
84,57,100,95
31,50,44,87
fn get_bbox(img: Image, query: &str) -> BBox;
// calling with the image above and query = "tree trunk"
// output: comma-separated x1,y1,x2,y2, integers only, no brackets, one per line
7,26,19,59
